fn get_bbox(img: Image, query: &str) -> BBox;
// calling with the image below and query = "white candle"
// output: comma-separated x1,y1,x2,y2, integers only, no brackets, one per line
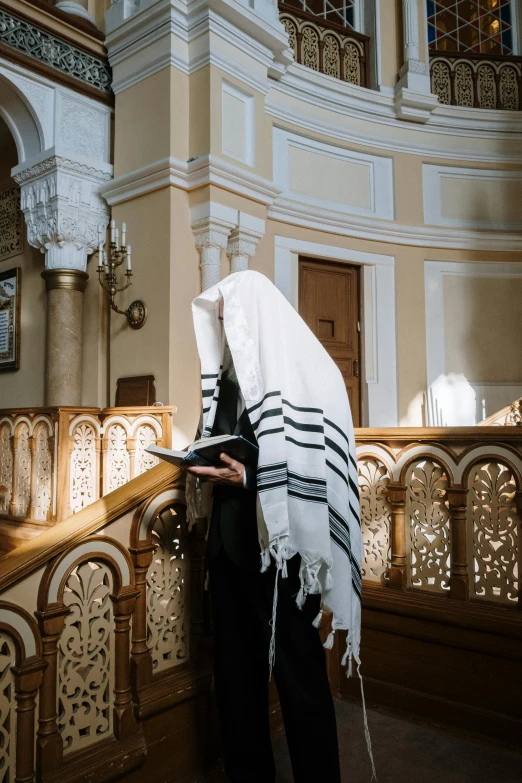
126,245,132,271
103,251,109,274
121,222,126,247
115,227,119,246
110,219,115,244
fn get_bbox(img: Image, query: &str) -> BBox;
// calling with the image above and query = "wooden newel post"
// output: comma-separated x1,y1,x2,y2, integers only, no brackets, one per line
386,482,408,590
35,604,69,775
129,544,154,689
447,485,469,601
111,586,140,740
13,657,45,783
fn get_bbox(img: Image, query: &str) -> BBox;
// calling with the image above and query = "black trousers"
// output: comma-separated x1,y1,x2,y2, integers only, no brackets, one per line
209,548,341,783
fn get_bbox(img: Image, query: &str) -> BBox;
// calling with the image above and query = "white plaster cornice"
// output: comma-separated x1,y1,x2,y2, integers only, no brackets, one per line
105,0,292,92
100,155,282,205
269,62,522,142
268,196,522,252
265,100,522,164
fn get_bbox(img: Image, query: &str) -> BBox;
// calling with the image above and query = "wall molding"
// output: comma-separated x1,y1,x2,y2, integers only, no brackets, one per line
100,154,282,206
273,127,395,221
222,79,255,167
274,235,398,427
423,164,522,231
424,260,522,426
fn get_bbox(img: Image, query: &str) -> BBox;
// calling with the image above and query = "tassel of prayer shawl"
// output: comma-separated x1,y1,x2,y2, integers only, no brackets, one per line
268,557,283,679
260,548,271,573
357,661,378,782
323,631,335,650
312,610,323,628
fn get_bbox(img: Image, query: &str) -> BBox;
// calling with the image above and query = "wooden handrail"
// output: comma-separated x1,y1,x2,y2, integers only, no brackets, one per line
355,426,522,441
0,461,180,591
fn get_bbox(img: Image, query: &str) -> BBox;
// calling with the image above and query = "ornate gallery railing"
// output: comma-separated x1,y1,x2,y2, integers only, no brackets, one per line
278,4,369,87
1,427,521,782
429,51,522,110
479,398,522,427
0,406,174,525
356,427,521,606
0,462,209,783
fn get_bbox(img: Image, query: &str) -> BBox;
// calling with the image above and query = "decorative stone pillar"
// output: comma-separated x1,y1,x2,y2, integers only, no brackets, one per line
14,156,110,406
226,226,262,273
192,220,231,292
395,0,438,122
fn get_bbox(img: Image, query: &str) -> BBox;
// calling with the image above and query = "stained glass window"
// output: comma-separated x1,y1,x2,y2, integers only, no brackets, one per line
427,0,513,55
281,0,355,28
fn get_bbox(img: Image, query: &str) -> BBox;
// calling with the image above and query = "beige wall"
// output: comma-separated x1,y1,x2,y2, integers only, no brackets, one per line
444,276,522,384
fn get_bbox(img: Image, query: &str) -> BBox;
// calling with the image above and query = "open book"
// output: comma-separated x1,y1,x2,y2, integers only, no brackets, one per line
145,434,258,468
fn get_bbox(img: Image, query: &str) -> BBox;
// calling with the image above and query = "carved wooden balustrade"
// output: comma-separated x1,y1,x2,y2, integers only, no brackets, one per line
429,51,522,110
0,406,174,527
278,3,369,87
0,462,211,783
356,427,522,606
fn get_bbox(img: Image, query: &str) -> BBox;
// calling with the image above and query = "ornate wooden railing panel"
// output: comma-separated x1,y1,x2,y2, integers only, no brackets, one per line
355,428,522,607
429,51,522,110
479,397,522,427
279,4,369,87
0,406,174,526
0,462,206,783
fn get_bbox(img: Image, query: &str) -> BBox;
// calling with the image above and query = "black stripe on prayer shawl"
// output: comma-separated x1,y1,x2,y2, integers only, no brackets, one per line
258,427,285,438
285,436,325,450
328,508,362,598
326,459,361,520
201,373,219,379
247,391,281,415
288,471,327,504
257,462,287,492
282,399,323,414
252,407,284,432
324,417,349,445
283,416,324,434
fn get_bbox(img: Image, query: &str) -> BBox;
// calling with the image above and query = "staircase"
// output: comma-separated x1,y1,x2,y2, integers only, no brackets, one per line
1,413,521,782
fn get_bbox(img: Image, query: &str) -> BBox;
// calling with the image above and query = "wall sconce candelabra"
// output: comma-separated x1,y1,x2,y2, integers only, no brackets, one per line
96,220,147,329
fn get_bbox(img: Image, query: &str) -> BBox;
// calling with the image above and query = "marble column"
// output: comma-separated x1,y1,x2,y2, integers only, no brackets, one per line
14,156,110,406
192,220,231,292
226,226,261,273
41,269,88,406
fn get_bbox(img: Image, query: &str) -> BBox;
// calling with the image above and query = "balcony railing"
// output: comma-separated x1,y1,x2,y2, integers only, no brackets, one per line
429,50,522,110
278,3,369,88
356,427,521,606
0,406,174,526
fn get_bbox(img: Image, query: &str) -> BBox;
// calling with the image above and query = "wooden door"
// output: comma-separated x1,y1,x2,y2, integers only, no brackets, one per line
298,258,361,425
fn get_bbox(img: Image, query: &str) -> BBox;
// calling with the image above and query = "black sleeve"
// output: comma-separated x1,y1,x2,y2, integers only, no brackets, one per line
244,463,257,491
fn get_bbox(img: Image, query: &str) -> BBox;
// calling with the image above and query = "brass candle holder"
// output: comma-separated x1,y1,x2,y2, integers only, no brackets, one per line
96,220,147,330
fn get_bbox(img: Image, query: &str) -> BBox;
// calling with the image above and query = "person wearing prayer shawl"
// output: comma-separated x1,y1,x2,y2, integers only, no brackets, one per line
185,270,375,783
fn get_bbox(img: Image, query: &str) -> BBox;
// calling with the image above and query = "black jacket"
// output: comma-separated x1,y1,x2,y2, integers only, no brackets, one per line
206,372,259,569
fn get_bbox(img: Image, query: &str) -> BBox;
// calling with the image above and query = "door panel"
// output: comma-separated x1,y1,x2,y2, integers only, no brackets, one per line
298,258,361,426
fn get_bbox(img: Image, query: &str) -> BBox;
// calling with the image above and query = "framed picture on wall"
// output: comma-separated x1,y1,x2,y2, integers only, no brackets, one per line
0,267,21,371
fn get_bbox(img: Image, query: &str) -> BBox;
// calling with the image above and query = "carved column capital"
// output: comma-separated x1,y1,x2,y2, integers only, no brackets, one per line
395,0,438,122
14,156,111,273
192,218,231,292
226,227,261,273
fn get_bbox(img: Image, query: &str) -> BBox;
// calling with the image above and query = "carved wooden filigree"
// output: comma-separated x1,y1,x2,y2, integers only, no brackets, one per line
105,425,130,493
454,62,473,107
469,461,519,604
70,423,97,514
500,66,518,110
344,41,360,85
147,508,188,672
0,633,16,782
0,185,23,262
0,424,13,514
14,423,31,517
135,425,159,477
358,458,391,583
34,425,52,521
431,60,451,104
58,561,114,754
406,459,450,592
323,34,340,79
302,25,319,71
477,64,496,108
429,55,522,111
279,10,367,87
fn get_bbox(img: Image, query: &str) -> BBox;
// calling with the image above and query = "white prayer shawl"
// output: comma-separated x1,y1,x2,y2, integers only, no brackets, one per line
190,270,363,670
